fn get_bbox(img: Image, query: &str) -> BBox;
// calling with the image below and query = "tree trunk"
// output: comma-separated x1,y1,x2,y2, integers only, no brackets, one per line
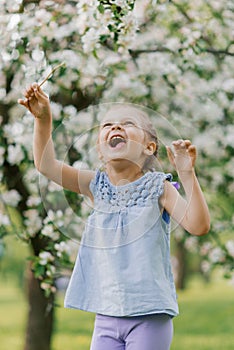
24,263,55,350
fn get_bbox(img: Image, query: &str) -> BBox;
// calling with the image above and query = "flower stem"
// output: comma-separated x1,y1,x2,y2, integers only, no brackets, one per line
39,62,66,87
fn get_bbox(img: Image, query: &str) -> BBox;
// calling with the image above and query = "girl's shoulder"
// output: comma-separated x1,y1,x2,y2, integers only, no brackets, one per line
147,171,173,198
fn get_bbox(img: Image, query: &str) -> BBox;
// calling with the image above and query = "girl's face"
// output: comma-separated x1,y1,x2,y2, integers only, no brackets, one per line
97,107,156,167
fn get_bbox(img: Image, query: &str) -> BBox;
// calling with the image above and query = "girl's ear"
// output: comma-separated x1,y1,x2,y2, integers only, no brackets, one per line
144,141,157,156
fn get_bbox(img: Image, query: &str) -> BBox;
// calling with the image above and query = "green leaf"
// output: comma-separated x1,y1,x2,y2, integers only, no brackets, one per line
99,34,110,43
108,24,115,32
34,264,46,278
92,49,99,59
97,4,105,14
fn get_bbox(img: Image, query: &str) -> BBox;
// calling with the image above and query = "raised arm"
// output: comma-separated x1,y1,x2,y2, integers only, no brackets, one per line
160,140,210,236
18,83,94,198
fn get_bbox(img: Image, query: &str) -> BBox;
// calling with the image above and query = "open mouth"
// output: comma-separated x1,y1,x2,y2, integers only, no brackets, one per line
109,135,126,148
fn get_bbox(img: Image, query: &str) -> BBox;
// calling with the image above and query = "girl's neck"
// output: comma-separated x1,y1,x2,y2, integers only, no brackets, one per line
105,161,144,186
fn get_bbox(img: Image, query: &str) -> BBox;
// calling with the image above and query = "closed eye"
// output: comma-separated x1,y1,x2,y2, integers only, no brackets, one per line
123,120,135,126
101,120,135,128
102,122,112,128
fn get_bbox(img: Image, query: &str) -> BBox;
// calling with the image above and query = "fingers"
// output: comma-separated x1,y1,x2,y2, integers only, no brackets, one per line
18,84,35,112
184,140,192,147
24,83,38,100
168,139,197,170
187,145,197,167
21,83,47,100
18,83,48,108
18,98,28,107
188,144,196,155
18,84,37,107
32,83,48,99
172,139,191,150
22,85,33,100
172,139,196,156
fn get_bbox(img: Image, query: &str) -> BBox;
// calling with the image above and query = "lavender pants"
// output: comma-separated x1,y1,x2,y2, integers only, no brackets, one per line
90,313,173,350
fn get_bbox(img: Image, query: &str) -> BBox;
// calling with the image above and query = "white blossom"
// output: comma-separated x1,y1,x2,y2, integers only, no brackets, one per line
4,122,24,144
7,14,20,31
39,251,54,265
222,78,234,93
0,212,10,226
224,125,234,148
63,105,78,119
23,168,40,193
81,28,101,54
54,241,71,258
40,282,56,294
209,247,225,263
46,264,56,277
24,209,42,236
50,102,63,121
41,225,60,241
200,242,212,256
26,196,41,207
7,144,24,165
43,210,64,228
1,190,21,207
226,241,234,258
32,48,45,62
34,9,52,24
184,236,198,253
201,260,211,274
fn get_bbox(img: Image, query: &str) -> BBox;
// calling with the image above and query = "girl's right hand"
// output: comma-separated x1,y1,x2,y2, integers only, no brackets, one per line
166,140,196,173
18,83,51,119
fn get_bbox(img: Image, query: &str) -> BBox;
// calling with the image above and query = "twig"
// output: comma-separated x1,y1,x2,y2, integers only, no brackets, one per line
129,47,172,59
205,48,234,57
129,46,234,59
39,62,66,87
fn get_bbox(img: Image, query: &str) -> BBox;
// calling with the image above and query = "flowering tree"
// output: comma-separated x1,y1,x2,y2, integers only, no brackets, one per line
0,0,233,349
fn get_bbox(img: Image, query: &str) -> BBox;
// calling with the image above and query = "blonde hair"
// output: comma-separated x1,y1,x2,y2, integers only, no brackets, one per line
101,104,159,172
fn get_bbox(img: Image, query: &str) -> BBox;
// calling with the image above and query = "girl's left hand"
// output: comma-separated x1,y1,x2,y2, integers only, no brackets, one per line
166,140,197,173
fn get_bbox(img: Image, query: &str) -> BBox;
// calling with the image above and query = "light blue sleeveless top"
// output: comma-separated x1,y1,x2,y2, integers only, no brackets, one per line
64,170,179,317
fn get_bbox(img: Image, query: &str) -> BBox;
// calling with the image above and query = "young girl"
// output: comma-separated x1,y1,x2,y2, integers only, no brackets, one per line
19,83,210,350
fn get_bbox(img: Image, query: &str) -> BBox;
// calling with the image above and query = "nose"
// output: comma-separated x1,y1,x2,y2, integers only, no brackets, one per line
111,122,123,130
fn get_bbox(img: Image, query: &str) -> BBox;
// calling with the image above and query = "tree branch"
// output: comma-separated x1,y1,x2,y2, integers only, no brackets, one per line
129,47,173,59
170,0,193,22
129,46,234,59
205,48,234,57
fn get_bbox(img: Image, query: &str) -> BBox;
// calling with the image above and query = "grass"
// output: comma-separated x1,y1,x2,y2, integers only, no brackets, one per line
53,307,95,350
171,275,234,350
0,281,27,349
0,275,233,350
